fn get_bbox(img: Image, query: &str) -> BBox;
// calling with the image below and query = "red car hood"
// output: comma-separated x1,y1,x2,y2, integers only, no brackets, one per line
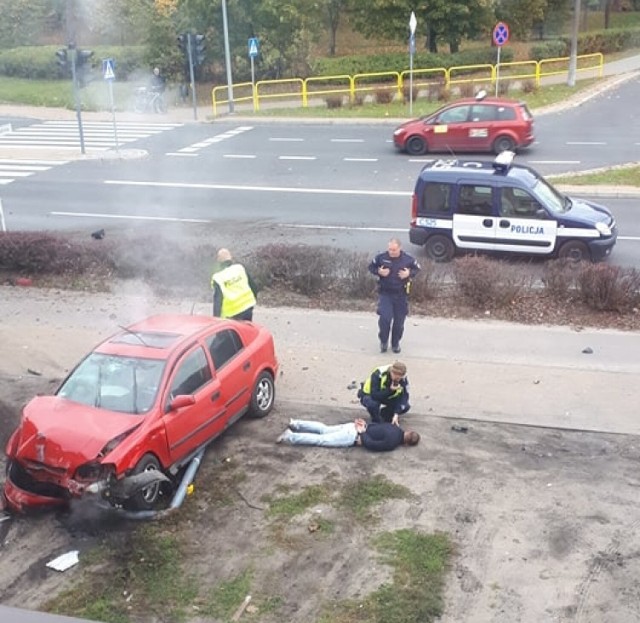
15,396,140,470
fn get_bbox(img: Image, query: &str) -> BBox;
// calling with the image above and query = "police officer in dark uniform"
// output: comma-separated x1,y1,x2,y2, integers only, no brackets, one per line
368,238,421,353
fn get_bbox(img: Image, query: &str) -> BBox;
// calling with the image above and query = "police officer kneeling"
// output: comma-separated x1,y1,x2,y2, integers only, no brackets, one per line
358,361,410,425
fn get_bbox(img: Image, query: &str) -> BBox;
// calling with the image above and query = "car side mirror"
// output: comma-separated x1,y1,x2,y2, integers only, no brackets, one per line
170,394,196,410
535,209,547,219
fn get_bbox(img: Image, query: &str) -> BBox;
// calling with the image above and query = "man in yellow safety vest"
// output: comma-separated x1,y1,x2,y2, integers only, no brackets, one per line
211,248,258,321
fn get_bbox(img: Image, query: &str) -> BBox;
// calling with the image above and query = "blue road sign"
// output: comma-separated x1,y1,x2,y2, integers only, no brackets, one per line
492,22,509,47
248,37,259,59
102,58,115,81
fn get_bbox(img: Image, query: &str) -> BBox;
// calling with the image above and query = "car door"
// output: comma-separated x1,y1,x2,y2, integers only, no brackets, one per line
205,328,251,430
429,104,472,152
162,344,221,464
461,104,497,151
451,183,496,251
494,187,557,255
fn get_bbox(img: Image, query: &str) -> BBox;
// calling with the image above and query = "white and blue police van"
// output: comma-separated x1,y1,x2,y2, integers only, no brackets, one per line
409,151,617,262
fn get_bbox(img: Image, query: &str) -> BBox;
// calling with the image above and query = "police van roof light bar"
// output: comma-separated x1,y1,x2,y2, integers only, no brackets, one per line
493,150,515,173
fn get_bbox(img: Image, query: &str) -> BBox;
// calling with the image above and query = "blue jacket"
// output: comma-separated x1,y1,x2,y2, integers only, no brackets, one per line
361,422,405,452
368,250,420,295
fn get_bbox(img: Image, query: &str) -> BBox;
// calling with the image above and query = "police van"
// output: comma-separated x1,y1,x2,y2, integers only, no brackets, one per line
409,151,617,263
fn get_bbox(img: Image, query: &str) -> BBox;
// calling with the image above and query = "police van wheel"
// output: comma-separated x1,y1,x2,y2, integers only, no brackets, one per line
406,136,427,156
558,240,590,263
425,235,455,262
493,135,516,154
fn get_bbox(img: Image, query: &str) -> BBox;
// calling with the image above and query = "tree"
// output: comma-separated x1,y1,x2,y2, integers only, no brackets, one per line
324,0,349,56
349,0,494,53
0,0,51,48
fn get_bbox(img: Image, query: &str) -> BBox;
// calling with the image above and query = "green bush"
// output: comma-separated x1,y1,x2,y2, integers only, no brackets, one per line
310,48,514,78
0,45,146,81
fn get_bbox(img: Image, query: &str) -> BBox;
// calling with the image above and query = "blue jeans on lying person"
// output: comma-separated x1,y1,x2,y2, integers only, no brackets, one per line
282,419,359,447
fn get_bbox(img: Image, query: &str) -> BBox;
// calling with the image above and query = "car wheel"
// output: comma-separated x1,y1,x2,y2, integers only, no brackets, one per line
493,135,516,154
406,136,427,156
558,240,591,263
248,371,275,418
126,454,164,511
425,234,455,262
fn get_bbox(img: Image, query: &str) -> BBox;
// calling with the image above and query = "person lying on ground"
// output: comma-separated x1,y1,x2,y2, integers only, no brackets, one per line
276,417,420,451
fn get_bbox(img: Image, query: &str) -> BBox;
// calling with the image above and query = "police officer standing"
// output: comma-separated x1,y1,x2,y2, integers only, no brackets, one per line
358,361,411,425
368,238,420,353
211,248,258,321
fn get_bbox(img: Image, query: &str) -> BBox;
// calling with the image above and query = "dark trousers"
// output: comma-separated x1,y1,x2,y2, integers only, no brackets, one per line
231,307,254,321
377,292,408,348
360,394,410,423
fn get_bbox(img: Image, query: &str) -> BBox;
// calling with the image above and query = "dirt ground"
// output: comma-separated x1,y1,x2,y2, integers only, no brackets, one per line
1,287,640,623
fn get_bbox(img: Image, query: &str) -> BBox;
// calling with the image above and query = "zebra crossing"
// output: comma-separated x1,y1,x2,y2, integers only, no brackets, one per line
0,120,183,152
0,158,68,185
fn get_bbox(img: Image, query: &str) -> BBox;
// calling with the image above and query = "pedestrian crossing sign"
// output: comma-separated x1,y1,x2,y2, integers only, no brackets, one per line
102,58,115,81
248,37,259,58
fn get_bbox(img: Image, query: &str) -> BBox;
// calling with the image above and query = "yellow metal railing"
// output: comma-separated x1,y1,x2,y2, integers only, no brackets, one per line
211,53,606,116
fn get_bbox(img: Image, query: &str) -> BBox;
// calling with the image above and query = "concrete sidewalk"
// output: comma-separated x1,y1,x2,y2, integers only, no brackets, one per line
1,285,637,437
255,306,640,437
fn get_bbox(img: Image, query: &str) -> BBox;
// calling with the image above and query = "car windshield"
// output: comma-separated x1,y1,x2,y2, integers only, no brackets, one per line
57,353,165,414
531,175,570,214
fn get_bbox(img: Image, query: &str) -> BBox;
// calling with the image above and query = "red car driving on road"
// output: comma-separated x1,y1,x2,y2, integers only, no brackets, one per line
393,93,534,155
3,314,278,513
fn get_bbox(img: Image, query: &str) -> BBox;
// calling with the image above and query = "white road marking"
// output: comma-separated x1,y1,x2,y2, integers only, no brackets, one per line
224,154,257,159
0,171,32,177
343,157,378,162
278,155,317,160
0,159,67,165
269,137,303,142
104,179,411,197
51,211,210,223
566,141,606,146
166,152,198,157
618,236,640,241
331,138,365,143
409,158,435,164
279,224,405,232
0,164,51,171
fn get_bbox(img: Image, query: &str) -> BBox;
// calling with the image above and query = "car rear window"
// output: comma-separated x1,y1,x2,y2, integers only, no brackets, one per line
518,104,533,121
420,182,451,215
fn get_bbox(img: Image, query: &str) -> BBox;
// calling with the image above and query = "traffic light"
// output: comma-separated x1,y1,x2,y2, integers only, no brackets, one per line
177,33,188,54
75,49,94,88
192,34,206,66
56,47,68,68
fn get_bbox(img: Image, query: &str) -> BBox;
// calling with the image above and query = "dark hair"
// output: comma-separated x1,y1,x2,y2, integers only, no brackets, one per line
405,431,420,446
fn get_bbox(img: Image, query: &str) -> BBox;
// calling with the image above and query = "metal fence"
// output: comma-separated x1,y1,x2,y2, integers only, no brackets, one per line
211,53,604,116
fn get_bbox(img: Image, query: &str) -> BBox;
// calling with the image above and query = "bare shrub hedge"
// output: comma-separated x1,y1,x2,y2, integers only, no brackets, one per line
1,233,638,324
374,88,394,104
576,264,640,311
453,255,531,309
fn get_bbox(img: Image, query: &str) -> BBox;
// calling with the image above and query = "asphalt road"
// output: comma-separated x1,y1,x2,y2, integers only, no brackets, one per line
0,75,639,266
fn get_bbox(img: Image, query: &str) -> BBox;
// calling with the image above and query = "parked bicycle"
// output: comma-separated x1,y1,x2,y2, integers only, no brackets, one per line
133,86,167,114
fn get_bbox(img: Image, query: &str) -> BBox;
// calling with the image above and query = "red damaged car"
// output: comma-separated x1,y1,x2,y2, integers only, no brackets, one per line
4,314,278,513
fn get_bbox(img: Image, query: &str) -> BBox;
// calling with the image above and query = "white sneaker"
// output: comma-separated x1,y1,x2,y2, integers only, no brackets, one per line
276,431,290,444
288,419,298,431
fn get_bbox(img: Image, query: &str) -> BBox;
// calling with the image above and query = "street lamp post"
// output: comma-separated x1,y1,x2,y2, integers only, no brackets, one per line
409,11,417,116
221,0,234,113
568,0,581,87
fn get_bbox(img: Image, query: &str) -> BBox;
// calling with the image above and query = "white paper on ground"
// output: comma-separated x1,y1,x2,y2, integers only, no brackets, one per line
46,550,80,572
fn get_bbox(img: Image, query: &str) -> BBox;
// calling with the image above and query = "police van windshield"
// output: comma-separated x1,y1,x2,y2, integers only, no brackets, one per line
531,176,570,214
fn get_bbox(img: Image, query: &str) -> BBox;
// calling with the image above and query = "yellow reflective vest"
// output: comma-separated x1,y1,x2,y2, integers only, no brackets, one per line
211,263,256,319
362,365,403,399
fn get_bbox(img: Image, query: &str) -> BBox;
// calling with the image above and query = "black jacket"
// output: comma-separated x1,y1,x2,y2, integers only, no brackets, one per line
368,250,420,295
361,422,405,452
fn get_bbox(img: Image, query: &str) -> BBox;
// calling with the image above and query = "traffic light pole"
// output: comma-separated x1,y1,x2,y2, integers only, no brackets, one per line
69,44,86,155
187,34,198,121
